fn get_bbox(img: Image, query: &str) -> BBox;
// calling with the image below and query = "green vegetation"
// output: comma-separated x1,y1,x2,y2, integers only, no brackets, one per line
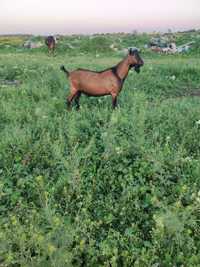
0,32,200,266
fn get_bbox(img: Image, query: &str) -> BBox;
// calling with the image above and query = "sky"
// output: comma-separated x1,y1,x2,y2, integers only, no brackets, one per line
0,0,200,35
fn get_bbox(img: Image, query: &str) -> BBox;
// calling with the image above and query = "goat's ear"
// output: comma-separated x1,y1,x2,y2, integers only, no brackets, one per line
129,48,132,54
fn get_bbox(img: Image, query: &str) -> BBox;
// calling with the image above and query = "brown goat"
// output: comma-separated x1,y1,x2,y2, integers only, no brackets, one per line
61,48,144,110
45,36,56,55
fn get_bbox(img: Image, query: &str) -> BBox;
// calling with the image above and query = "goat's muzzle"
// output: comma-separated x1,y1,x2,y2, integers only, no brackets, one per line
133,60,144,74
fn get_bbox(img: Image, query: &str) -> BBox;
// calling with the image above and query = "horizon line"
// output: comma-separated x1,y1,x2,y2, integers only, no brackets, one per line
1,27,200,37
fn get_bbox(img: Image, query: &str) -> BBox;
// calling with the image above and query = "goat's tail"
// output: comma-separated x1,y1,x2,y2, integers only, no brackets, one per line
60,65,69,77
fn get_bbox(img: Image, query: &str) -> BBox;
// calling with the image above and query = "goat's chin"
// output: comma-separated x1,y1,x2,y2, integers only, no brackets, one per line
134,66,140,73
130,64,141,73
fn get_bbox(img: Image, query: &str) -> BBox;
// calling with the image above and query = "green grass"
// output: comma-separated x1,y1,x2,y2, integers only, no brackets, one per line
0,36,200,266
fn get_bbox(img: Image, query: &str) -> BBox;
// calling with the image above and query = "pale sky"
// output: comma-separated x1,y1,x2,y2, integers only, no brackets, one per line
0,0,200,35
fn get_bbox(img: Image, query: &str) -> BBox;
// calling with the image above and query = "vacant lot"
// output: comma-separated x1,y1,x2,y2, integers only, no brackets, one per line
0,36,200,266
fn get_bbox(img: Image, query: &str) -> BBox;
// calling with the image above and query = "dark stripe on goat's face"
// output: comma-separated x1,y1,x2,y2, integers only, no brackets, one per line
135,51,144,66
128,50,144,74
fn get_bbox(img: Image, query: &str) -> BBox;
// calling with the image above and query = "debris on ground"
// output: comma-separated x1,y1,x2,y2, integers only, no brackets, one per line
148,36,195,54
149,36,169,48
110,43,119,51
0,79,21,86
176,41,195,53
23,40,43,49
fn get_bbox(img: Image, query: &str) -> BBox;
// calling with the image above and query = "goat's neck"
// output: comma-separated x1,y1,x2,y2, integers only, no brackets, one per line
116,57,130,81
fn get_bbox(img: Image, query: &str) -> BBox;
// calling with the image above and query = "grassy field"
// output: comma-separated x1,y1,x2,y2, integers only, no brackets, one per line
0,33,200,266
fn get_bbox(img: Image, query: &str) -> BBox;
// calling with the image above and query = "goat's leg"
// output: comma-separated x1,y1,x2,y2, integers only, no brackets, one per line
111,93,118,109
74,92,81,110
66,91,78,111
52,46,56,57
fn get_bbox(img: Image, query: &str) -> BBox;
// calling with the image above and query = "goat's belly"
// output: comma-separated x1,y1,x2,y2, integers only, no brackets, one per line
80,86,110,96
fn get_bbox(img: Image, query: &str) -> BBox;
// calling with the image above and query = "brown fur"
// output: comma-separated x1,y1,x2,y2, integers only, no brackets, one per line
61,48,144,110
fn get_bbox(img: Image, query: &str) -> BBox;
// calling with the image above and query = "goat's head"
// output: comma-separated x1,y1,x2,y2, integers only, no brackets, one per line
128,48,144,73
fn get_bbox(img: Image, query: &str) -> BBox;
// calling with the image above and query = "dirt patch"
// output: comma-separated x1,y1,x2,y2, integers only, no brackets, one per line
159,89,200,105
174,89,200,99
186,90,200,97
